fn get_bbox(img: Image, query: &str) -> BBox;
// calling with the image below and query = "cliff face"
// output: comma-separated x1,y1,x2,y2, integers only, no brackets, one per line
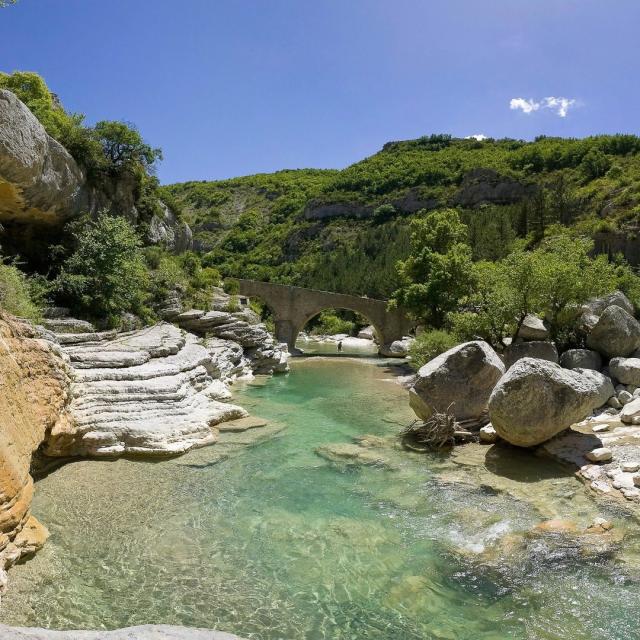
0,313,72,592
0,89,192,258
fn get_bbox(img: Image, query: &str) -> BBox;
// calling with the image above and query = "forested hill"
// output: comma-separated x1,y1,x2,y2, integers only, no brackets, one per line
163,134,640,298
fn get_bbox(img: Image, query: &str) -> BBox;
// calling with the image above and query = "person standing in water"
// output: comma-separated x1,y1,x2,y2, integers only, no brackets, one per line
337,340,343,353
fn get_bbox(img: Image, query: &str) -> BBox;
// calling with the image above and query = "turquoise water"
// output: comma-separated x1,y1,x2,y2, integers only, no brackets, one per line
2,358,639,639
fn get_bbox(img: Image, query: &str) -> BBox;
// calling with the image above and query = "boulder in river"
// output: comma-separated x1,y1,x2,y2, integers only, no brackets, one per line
409,340,505,425
586,305,640,358
559,349,603,372
488,358,614,447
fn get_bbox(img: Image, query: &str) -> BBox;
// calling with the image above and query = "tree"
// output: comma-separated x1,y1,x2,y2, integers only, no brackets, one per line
93,121,162,173
391,209,475,327
56,214,150,322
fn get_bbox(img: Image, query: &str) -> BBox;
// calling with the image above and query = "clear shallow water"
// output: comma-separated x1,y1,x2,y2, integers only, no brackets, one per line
2,358,640,639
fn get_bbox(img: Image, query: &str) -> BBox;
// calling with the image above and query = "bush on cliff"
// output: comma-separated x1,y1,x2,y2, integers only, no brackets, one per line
0,258,42,321
56,214,150,324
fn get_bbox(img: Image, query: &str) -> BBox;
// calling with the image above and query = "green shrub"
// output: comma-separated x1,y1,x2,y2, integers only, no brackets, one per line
311,310,355,336
408,330,458,369
223,278,240,295
56,214,150,324
0,260,42,321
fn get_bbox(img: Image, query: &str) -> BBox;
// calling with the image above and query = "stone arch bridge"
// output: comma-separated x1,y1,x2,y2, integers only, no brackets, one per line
237,279,414,354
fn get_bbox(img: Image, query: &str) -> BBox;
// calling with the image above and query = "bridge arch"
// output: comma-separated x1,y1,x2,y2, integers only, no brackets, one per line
236,279,414,355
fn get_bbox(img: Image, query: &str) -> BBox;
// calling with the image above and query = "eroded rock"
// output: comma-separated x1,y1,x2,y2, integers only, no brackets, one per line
586,305,640,358
409,341,504,426
489,358,614,447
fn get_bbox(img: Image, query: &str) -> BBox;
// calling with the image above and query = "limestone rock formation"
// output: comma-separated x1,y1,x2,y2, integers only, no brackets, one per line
450,168,537,208
0,313,72,592
0,89,192,253
560,349,603,371
489,358,614,447
0,89,83,225
504,340,558,370
0,625,244,640
173,309,289,375
409,340,505,426
146,201,193,253
586,305,640,358
44,323,247,457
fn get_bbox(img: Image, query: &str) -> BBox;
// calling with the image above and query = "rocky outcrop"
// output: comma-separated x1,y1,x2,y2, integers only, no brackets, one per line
44,323,247,457
172,309,289,375
0,89,192,254
0,625,244,640
409,341,504,426
0,89,83,225
146,201,193,253
504,341,558,370
586,305,640,358
451,168,537,208
0,313,72,592
489,358,614,447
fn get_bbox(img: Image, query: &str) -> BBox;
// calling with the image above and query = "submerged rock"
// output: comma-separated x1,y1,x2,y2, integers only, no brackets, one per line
409,341,505,425
0,625,244,639
489,358,613,447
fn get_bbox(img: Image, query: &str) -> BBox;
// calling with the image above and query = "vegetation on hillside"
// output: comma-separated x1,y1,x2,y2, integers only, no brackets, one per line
165,132,640,301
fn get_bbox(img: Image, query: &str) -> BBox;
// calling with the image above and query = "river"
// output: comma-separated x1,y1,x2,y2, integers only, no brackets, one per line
1,357,639,639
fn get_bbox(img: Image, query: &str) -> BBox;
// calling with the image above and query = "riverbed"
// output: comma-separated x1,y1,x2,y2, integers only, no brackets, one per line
1,357,639,639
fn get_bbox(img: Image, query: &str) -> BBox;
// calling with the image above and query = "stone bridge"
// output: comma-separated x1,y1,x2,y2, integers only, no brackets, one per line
237,279,414,354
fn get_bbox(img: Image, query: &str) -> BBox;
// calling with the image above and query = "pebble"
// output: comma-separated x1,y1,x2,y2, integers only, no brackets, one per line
586,517,613,532
592,423,610,433
586,447,613,463
607,396,622,410
621,461,640,473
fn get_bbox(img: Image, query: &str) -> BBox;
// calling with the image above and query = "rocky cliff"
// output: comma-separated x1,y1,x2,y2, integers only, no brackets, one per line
0,313,72,593
0,89,192,256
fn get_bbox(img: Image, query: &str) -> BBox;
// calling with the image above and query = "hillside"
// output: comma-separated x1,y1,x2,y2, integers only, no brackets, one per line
164,134,640,298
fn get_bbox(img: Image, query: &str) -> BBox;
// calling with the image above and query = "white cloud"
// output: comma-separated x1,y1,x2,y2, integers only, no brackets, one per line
542,96,576,117
465,134,488,141
510,98,541,114
509,96,578,118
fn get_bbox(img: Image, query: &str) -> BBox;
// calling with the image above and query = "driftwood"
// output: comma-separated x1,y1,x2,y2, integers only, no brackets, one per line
400,404,457,449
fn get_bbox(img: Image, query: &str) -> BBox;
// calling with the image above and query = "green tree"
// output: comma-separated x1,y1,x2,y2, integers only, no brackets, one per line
56,214,150,323
93,120,162,173
391,209,474,327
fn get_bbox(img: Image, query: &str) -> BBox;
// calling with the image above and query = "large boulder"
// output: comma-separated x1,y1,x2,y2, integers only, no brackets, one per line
409,341,505,425
504,341,558,370
579,291,635,332
380,336,414,358
608,357,640,386
517,314,549,341
586,305,640,358
559,349,602,372
488,358,614,447
0,89,83,224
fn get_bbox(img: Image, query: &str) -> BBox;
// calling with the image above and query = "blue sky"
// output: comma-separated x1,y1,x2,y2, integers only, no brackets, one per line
1,0,639,184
